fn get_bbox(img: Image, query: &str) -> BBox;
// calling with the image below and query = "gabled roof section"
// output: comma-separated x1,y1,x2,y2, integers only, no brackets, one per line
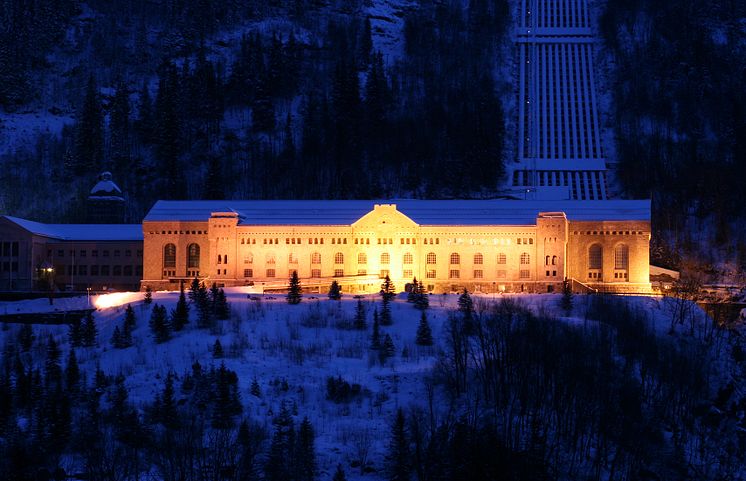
144,200,650,226
2,216,142,241
352,204,418,229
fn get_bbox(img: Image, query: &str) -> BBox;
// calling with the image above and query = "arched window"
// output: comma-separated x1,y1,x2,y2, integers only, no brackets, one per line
163,244,176,268
334,252,344,264
288,253,298,264
426,252,437,264
450,253,460,265
520,253,530,265
358,253,367,264
187,244,200,268
311,252,321,264
497,253,506,264
474,253,483,265
552,255,557,265
589,244,602,269
403,253,413,265
380,253,390,265
545,255,550,266
266,253,276,265
614,245,629,270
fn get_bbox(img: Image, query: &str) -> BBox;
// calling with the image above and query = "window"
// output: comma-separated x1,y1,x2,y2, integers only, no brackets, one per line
311,269,321,278
266,254,276,265
449,269,460,279
136,266,143,276
379,269,390,278
217,255,222,264
311,252,321,264
113,266,122,276
334,252,344,264
497,253,506,264
426,269,436,279
266,269,276,278
358,253,367,264
244,269,253,277
163,244,176,268
101,265,110,276
473,269,483,279
358,269,367,276
614,245,629,270
403,253,413,265
334,269,344,277
552,255,557,265
545,255,550,266
426,252,437,264
114,250,120,257
520,253,530,265
187,244,200,268
124,265,132,276
449,253,460,265
80,250,86,257
78,265,88,276
288,253,298,264
519,269,530,279
91,265,99,276
588,244,602,270
380,253,390,265
57,250,64,257
92,250,98,257
473,253,483,265
403,269,413,278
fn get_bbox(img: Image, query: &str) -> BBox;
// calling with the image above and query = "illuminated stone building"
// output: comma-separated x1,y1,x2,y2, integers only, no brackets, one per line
141,200,651,294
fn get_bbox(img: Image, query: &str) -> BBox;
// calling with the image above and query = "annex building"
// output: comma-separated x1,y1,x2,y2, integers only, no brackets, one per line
141,200,651,294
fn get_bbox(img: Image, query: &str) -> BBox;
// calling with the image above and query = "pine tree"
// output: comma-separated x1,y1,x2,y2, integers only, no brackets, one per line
380,275,396,301
216,288,231,320
333,464,347,481
124,304,136,329
561,279,573,314
387,408,412,481
415,312,434,346
381,297,393,326
266,402,296,481
194,281,212,328
158,372,179,430
171,283,189,330
69,317,82,347
154,60,184,199
212,363,242,429
149,304,170,344
111,325,123,348
371,309,381,350
354,299,367,330
121,320,133,348
382,334,395,359
287,271,302,305
81,311,98,347
296,416,316,481
414,281,429,310
458,289,473,321
407,277,418,303
250,378,261,397
73,75,104,175
328,280,342,300
18,323,34,352
44,337,62,389
65,348,80,394
143,286,153,305
213,339,223,358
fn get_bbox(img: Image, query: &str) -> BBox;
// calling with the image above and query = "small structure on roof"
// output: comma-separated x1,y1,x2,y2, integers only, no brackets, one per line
87,171,125,223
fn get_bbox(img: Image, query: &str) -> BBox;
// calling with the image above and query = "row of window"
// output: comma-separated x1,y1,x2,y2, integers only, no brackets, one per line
51,249,142,258
1,241,19,257
152,230,205,235
588,244,629,270
233,236,539,246
58,265,143,277
238,252,530,266
576,231,644,236
163,244,200,268
239,268,535,280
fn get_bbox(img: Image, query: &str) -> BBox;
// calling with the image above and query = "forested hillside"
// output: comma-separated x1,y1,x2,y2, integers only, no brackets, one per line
0,0,510,222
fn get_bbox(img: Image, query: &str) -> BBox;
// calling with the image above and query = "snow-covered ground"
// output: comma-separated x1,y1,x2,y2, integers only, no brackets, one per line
0,288,724,479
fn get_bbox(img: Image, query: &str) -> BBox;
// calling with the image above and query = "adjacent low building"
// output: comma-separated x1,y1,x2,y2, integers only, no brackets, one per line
0,216,142,292
141,200,651,294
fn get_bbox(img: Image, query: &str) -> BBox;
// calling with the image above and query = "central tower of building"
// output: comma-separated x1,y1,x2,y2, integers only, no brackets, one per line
510,0,609,200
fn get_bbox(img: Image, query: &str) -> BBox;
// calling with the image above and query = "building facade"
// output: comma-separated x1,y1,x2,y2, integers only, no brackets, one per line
0,216,143,292
141,200,651,294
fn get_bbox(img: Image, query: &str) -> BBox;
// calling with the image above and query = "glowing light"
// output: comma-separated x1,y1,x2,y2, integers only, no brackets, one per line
93,292,143,309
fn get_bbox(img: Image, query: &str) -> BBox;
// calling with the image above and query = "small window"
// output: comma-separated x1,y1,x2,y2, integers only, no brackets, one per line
403,269,413,279
78,265,88,276
473,269,483,279
497,253,506,264
473,253,483,265
519,269,530,279
449,253,460,265
403,253,413,265
426,269,436,279
380,253,390,265
449,269,460,279
311,252,321,264
266,269,276,278
334,269,344,277
244,269,253,277
311,269,321,278
426,252,437,265
334,252,344,264
520,253,530,265
124,265,132,276
357,269,367,276
358,253,367,264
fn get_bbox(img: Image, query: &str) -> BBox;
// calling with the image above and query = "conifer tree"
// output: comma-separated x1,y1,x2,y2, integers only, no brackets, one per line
212,363,242,429
65,348,80,394
69,317,82,347
158,372,179,430
415,312,434,346
371,310,381,350
111,325,123,348
124,304,136,329
73,75,104,175
121,320,133,348
414,281,429,310
328,280,342,300
188,276,200,302
387,408,412,481
44,337,62,389
382,334,396,359
354,299,367,330
171,282,189,330
81,311,98,347
216,288,231,320
18,323,34,352
265,402,296,481
149,304,170,343
250,378,261,397
287,271,302,305
380,275,396,301
143,286,153,305
381,296,393,326
213,339,223,358
296,416,316,481
333,464,347,481
458,289,474,321
407,277,418,303
195,281,212,328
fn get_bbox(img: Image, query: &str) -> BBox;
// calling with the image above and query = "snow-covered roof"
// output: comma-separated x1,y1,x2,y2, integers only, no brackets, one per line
89,171,123,197
144,200,650,226
3,216,142,241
